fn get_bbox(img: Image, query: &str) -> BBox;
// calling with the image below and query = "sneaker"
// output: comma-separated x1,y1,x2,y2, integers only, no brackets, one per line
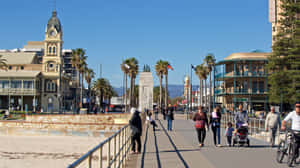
199,144,202,147
217,144,222,147
201,143,204,147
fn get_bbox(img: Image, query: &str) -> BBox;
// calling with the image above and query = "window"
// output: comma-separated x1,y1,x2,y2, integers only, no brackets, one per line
49,63,53,68
273,27,276,32
46,81,56,92
8,66,12,70
23,81,33,89
11,80,22,88
48,47,52,54
0,80,9,88
20,66,24,70
53,47,56,54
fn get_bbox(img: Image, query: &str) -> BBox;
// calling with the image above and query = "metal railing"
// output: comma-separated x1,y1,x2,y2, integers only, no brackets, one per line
67,124,131,168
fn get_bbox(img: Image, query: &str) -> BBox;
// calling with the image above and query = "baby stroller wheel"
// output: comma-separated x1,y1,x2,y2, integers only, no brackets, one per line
233,139,236,147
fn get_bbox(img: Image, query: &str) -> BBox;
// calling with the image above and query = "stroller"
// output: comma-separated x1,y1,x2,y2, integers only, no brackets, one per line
233,123,250,147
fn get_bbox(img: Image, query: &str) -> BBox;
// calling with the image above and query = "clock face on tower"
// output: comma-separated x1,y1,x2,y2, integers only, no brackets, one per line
50,31,56,37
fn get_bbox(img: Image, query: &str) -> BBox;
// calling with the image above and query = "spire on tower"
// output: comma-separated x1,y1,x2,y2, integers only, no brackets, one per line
53,0,56,11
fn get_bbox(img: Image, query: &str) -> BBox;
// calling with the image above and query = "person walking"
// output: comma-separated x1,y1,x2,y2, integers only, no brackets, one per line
225,122,234,146
235,104,249,128
265,106,281,147
210,106,222,147
129,107,142,154
193,106,209,147
166,104,174,131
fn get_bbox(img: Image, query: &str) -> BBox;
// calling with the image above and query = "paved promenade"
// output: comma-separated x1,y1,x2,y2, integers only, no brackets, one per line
126,114,291,168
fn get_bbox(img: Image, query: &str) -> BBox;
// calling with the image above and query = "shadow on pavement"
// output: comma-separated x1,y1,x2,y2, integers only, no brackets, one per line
154,124,162,168
158,120,190,168
140,124,149,168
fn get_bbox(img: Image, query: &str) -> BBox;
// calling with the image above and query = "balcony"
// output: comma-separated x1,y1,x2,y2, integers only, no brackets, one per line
215,71,267,80
214,89,267,95
0,88,40,96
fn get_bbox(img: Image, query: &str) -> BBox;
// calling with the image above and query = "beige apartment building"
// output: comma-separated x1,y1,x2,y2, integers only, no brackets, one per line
0,10,77,112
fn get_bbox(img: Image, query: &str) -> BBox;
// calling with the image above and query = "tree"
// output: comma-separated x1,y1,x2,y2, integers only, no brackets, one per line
0,55,7,70
267,0,300,107
71,49,83,111
121,61,130,112
93,78,114,111
170,96,184,106
162,61,170,111
153,86,168,107
204,53,216,113
125,58,139,108
85,68,95,112
78,55,87,107
195,63,208,107
155,60,165,114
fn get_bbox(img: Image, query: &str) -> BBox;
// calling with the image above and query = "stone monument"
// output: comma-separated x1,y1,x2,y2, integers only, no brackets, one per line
139,72,153,113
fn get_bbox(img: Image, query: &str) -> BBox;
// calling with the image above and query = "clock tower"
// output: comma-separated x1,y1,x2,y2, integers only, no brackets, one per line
41,10,64,112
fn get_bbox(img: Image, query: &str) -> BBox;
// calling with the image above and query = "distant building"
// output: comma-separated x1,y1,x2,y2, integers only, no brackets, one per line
0,10,77,112
214,52,270,113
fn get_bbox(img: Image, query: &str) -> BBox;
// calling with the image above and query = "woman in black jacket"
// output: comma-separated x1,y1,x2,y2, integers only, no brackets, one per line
210,106,222,147
129,108,142,154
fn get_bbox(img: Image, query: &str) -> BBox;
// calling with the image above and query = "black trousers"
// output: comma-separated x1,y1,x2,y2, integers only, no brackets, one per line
131,133,141,152
293,133,300,158
196,128,206,144
227,136,232,145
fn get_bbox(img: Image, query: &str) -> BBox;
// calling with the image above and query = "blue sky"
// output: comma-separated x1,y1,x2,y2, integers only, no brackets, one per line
0,0,272,87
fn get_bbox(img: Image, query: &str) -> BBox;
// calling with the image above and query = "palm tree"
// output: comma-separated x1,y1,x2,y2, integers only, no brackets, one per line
93,78,109,111
162,61,170,112
204,54,216,113
155,60,165,114
71,49,82,111
85,68,95,112
78,55,87,107
125,58,139,108
0,55,7,70
121,60,130,112
194,63,207,107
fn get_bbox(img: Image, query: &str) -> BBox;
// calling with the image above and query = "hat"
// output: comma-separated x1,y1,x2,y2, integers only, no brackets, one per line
130,107,137,114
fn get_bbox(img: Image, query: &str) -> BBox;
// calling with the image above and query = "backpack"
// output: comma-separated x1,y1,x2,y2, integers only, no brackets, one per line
195,120,205,129
195,113,206,128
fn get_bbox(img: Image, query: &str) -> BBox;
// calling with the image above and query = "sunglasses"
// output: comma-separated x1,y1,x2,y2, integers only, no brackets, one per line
296,106,300,108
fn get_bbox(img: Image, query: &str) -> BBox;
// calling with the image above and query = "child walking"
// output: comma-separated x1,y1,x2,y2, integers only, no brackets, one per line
225,122,234,146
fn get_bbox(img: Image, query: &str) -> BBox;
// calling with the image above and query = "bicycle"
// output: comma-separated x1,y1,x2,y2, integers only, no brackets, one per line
276,128,299,167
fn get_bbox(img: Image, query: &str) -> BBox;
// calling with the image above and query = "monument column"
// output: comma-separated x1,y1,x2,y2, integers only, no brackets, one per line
139,72,153,113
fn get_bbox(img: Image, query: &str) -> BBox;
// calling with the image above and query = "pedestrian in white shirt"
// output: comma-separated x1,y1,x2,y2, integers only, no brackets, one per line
281,102,300,161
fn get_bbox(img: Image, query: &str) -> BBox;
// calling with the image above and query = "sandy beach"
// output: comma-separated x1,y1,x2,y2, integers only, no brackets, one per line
0,135,106,168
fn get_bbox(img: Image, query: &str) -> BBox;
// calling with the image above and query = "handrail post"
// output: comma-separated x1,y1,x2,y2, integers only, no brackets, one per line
114,135,117,168
118,132,121,168
122,127,126,168
88,154,92,168
107,139,111,168
99,146,103,168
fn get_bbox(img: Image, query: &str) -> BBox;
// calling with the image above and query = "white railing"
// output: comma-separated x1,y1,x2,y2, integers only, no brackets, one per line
67,124,131,168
